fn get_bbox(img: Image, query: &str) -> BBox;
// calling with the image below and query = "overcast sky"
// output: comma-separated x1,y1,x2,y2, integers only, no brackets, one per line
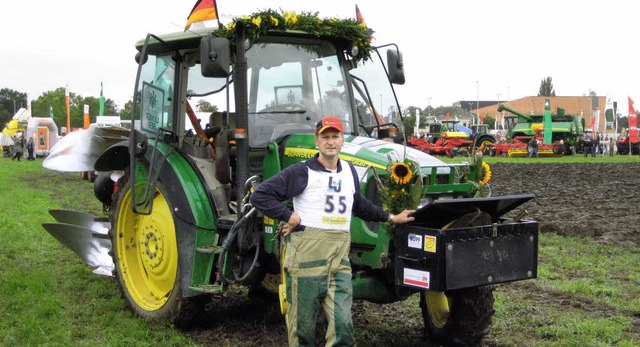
1,0,637,115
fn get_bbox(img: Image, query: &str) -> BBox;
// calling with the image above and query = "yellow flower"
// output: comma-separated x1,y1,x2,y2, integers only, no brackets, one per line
283,12,298,25
390,162,413,185
479,162,492,186
227,21,236,33
251,16,262,28
270,15,279,27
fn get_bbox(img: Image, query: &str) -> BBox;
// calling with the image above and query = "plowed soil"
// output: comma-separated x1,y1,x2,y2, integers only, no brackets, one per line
490,162,639,247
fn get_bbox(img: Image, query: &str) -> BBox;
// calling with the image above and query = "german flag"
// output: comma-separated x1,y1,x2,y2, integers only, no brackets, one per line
185,0,218,31
355,5,366,27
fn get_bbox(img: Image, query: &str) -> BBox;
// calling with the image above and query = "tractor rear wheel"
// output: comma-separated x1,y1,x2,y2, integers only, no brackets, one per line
110,177,205,327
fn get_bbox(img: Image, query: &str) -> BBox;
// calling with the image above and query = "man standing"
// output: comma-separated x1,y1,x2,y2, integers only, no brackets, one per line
26,137,35,160
250,116,415,346
528,136,539,158
11,135,23,161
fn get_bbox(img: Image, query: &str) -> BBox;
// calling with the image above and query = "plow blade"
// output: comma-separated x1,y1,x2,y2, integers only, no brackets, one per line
395,195,538,291
42,209,113,276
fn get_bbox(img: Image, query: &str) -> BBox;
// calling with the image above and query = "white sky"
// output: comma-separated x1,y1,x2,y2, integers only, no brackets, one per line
1,0,637,114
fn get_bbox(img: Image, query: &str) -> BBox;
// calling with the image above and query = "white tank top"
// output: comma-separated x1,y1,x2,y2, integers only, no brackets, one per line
293,166,356,231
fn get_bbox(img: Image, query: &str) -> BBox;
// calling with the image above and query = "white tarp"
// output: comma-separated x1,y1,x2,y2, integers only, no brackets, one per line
0,133,15,146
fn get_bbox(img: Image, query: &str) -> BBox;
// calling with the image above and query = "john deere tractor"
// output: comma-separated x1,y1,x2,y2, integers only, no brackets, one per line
42,10,538,346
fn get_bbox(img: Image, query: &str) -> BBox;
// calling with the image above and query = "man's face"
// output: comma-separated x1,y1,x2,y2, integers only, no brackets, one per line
315,130,344,159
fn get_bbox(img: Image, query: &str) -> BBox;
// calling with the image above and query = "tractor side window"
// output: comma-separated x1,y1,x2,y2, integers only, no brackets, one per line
136,55,175,137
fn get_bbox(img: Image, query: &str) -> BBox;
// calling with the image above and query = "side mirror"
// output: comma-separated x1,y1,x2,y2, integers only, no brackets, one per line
135,51,148,65
387,49,405,85
201,36,231,77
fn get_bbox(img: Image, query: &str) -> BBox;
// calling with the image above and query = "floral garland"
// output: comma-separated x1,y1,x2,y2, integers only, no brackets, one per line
215,9,373,62
380,158,423,214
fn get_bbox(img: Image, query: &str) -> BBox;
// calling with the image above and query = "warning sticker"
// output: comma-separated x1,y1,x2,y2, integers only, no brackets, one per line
424,235,437,253
403,268,430,289
407,233,422,249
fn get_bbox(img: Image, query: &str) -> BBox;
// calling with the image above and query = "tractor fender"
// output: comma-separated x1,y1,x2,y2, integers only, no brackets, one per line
95,140,131,172
132,141,216,297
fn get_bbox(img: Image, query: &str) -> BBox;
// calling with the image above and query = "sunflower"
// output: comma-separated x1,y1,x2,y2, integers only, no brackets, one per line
478,162,492,186
390,162,413,185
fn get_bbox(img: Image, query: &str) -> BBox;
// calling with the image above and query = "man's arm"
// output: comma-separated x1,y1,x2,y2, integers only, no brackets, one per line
249,163,308,223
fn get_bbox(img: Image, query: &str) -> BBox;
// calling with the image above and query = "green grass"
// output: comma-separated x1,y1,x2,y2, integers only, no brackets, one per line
491,233,640,346
0,159,196,346
439,152,640,164
1,157,638,346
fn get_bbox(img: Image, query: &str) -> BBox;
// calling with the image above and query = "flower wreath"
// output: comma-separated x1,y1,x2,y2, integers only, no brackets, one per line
214,9,373,62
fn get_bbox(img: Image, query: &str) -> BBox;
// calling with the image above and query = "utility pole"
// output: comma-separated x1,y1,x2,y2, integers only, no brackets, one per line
475,81,479,125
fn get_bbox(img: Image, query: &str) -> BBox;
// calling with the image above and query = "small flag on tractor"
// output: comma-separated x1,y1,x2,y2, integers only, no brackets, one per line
355,4,374,39
185,0,218,31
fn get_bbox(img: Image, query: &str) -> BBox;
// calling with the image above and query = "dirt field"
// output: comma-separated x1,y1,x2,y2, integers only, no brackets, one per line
183,162,640,346
490,162,639,247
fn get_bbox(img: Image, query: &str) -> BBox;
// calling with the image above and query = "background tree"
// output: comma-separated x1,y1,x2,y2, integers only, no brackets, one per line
402,107,417,136
196,99,218,113
0,88,27,127
538,76,556,96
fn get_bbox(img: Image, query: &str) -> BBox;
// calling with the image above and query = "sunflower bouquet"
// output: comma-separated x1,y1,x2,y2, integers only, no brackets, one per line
379,158,423,214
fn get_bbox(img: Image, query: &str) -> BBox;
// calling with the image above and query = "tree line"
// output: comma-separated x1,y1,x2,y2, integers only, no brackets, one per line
0,87,132,131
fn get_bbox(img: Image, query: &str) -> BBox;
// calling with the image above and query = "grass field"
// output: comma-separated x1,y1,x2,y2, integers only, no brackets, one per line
0,156,638,346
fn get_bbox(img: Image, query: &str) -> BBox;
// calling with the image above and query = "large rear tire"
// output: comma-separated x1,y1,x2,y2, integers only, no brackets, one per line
110,177,205,327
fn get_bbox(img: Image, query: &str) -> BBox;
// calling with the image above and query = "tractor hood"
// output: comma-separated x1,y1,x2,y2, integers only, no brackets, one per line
280,134,450,180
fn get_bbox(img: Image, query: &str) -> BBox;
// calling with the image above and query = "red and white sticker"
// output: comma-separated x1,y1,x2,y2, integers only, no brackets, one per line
403,268,430,289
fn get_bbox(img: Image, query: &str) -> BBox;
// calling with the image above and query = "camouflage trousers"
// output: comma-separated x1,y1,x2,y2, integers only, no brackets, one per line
283,227,354,347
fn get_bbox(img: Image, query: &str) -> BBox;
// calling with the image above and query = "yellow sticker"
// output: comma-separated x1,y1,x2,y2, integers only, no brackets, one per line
424,235,437,253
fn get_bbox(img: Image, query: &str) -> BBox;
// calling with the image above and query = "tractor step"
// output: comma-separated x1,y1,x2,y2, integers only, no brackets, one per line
196,246,222,254
188,283,225,294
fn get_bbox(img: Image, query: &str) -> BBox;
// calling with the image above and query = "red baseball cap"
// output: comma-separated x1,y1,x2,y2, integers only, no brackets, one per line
316,116,344,134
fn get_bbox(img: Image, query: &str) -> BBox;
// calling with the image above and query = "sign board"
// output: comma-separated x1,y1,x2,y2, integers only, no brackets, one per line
141,82,166,136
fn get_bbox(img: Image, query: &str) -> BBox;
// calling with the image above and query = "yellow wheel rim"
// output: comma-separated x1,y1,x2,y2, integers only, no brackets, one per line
426,291,452,329
278,245,288,315
116,187,178,311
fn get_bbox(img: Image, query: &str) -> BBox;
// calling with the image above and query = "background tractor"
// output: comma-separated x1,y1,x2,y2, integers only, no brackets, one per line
491,102,582,156
41,10,538,346
408,120,496,157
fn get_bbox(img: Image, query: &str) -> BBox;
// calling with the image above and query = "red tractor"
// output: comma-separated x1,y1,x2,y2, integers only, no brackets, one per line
409,121,495,157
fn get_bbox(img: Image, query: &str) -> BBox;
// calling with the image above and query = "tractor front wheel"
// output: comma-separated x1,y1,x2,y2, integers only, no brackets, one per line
420,286,495,346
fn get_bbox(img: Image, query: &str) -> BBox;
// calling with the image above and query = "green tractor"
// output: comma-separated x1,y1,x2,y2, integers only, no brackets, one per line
497,103,583,155
42,10,538,346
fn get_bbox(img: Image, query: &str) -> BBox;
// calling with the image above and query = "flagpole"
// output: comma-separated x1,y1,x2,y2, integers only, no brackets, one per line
65,85,70,135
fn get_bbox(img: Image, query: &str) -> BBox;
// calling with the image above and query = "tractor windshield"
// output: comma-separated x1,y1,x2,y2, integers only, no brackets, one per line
245,38,350,148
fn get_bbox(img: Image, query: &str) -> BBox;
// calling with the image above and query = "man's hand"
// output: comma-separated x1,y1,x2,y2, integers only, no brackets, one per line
280,212,301,237
392,209,416,225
